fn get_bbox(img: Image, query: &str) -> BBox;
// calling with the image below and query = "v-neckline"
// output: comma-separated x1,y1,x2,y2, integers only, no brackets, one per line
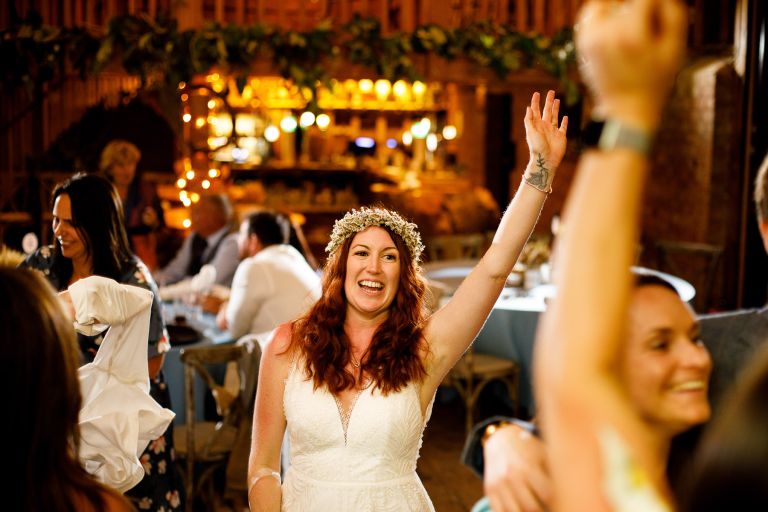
333,387,366,445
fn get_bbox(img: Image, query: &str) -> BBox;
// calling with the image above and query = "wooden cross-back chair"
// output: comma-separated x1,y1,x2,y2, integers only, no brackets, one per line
173,338,261,511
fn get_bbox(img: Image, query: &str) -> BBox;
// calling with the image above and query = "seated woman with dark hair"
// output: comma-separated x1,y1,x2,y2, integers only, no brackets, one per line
3,267,132,512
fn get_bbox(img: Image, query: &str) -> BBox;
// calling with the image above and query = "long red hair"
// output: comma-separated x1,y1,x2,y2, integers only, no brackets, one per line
292,226,428,395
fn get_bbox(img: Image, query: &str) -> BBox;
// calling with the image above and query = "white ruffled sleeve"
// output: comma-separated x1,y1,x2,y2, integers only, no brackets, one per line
70,276,176,493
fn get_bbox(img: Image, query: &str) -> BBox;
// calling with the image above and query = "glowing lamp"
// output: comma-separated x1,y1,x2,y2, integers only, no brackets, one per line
280,115,298,133
315,113,331,131
299,111,316,128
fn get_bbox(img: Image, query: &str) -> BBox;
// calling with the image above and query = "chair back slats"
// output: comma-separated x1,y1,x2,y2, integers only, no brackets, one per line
176,342,261,510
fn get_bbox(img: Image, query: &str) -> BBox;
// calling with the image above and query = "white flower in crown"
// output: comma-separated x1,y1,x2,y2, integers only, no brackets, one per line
325,207,425,264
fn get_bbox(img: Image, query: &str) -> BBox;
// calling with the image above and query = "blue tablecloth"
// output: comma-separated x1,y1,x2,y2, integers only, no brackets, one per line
161,302,234,424
472,291,546,416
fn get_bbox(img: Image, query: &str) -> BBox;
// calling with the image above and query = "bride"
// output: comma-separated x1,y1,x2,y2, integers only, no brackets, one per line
248,90,568,511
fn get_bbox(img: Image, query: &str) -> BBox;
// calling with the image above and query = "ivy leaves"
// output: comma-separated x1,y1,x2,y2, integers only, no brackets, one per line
1,13,578,104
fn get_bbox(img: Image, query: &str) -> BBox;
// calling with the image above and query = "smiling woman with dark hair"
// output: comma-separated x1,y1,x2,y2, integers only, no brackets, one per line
20,172,184,510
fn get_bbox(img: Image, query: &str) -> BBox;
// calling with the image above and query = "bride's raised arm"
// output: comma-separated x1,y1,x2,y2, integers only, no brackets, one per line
425,90,568,380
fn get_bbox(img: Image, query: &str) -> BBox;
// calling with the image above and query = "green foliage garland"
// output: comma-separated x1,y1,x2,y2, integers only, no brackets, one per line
1,12,578,105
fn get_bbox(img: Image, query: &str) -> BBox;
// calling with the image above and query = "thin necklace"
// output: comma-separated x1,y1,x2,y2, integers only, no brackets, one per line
350,347,368,369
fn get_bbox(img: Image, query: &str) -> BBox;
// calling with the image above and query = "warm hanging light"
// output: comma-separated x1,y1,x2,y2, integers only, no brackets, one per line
176,178,187,189
412,81,426,98
201,180,211,190
442,125,458,140
182,218,192,228
299,111,316,128
402,131,413,146
358,79,374,93
264,125,280,142
410,119,430,139
426,133,438,152
315,113,331,131
194,117,206,129
393,80,410,101
185,170,195,180
280,115,298,133
374,80,391,101
208,168,219,178
235,114,257,136
182,113,192,123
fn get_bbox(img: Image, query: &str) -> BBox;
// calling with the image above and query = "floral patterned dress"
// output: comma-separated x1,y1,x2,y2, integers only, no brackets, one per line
22,246,185,511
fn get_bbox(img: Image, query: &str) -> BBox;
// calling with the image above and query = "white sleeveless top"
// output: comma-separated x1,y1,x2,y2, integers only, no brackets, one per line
282,362,436,511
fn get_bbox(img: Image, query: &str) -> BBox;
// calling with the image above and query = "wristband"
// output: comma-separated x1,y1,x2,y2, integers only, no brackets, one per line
582,119,653,156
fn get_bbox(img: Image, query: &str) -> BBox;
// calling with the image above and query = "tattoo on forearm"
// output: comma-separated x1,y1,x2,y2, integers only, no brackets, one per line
526,153,550,190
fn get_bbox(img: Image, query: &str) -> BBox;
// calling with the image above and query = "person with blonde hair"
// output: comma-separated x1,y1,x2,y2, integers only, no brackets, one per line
100,139,164,269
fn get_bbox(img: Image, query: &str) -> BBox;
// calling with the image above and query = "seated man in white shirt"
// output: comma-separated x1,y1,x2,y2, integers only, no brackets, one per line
216,210,322,340
155,193,240,287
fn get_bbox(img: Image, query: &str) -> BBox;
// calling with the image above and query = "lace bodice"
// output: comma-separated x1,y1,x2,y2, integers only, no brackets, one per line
282,362,435,511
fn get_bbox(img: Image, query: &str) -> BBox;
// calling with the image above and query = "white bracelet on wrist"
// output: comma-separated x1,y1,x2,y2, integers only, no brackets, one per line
248,467,281,496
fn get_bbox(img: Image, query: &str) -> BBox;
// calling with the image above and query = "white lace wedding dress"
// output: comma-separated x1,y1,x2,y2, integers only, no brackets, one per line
282,362,436,511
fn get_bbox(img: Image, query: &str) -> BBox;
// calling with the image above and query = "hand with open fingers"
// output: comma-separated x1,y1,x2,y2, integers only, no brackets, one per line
483,423,552,512
575,0,687,128
523,90,569,193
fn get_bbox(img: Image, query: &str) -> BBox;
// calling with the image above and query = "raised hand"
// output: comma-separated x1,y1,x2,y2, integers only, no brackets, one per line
575,0,687,129
523,90,568,193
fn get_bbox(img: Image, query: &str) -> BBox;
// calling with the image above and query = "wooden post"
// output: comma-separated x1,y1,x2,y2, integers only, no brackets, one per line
533,0,545,33
515,0,528,31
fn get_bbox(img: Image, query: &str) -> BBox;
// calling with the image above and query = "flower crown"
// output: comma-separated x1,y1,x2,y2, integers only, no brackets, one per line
325,207,425,264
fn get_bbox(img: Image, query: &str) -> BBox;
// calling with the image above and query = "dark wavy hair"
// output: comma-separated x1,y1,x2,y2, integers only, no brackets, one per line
292,225,429,395
49,173,133,289
2,268,128,511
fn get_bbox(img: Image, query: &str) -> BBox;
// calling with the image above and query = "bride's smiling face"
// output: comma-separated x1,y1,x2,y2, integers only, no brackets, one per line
344,227,402,321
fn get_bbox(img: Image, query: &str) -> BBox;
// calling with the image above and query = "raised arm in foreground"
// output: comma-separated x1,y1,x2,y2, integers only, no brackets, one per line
533,1,687,511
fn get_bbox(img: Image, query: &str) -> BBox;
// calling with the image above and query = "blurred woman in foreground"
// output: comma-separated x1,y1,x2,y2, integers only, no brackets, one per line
3,267,132,511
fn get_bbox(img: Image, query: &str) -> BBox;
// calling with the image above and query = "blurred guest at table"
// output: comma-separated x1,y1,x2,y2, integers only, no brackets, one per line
20,173,183,510
214,210,321,340
3,267,132,512
155,193,239,287
100,139,165,271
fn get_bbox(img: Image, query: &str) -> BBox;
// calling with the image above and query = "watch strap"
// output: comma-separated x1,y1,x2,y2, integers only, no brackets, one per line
583,119,653,155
